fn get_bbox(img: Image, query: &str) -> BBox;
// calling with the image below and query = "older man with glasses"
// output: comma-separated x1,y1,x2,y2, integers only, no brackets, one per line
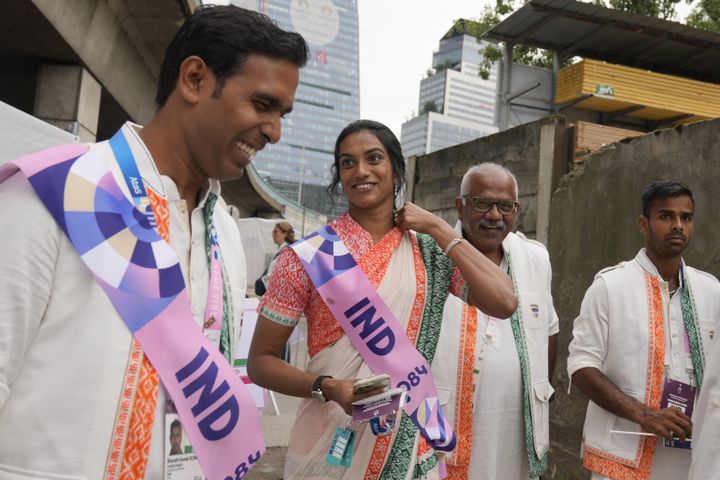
432,162,559,480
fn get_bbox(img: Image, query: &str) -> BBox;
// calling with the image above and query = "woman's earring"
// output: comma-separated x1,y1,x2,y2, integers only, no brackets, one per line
392,182,400,224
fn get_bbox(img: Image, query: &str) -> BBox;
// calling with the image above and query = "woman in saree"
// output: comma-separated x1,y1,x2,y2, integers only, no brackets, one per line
248,120,517,479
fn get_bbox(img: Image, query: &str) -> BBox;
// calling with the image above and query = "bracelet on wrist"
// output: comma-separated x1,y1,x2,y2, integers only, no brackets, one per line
444,237,464,255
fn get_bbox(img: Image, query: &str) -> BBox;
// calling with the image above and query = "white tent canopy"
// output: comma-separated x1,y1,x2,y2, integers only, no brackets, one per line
235,217,295,290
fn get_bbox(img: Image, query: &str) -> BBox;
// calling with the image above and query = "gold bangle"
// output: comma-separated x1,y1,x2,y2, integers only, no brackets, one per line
444,237,463,255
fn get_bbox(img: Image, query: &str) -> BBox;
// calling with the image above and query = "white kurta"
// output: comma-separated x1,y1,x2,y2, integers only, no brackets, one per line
570,249,720,480
434,231,559,480
689,319,720,480
590,256,696,480
468,307,529,479
0,123,247,480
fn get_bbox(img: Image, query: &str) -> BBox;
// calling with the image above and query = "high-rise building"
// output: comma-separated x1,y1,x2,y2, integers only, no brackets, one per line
230,0,359,217
401,19,498,158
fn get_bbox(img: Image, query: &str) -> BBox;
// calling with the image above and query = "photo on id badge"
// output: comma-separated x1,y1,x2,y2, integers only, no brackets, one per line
164,408,204,480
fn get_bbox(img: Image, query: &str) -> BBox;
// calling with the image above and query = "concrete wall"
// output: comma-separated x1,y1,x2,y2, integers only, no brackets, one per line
547,118,720,479
413,115,720,478
411,115,569,244
30,0,182,124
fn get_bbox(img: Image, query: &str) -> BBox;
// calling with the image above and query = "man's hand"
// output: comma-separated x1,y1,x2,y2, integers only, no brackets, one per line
636,406,692,442
572,367,693,442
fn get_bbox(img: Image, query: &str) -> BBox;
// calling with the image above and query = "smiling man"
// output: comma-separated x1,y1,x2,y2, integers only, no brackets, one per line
0,5,307,480
568,180,720,480
433,163,559,480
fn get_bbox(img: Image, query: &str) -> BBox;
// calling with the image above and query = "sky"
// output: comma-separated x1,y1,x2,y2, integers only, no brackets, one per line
357,0,494,137
356,0,697,138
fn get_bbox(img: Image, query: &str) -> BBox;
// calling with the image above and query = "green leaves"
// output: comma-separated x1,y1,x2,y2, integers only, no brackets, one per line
472,0,715,81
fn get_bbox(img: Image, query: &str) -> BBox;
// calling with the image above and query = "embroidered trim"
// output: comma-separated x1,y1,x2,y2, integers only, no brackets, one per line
412,442,439,479
681,279,704,388
260,304,300,327
115,186,168,480
104,342,143,480
365,234,428,479
506,252,547,477
583,273,665,479
377,234,455,478
446,305,477,478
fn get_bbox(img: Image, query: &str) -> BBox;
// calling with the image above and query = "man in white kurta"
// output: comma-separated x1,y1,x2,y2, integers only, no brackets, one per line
0,6,306,478
568,180,720,480
433,163,559,480
0,122,249,479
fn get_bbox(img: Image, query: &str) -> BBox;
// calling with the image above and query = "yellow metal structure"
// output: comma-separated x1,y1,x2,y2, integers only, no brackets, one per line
573,121,644,161
556,59,720,125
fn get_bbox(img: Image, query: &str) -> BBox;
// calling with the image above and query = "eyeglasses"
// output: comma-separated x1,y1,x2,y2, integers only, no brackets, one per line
463,197,518,215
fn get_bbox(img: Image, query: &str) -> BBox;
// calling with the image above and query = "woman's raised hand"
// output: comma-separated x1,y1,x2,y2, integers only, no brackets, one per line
394,202,445,236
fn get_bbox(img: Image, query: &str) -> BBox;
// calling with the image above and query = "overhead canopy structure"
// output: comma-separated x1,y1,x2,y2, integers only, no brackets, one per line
0,0,326,223
483,0,720,85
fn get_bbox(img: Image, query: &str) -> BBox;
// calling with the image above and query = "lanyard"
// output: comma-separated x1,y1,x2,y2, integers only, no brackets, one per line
109,131,157,228
109,130,224,347
203,216,224,345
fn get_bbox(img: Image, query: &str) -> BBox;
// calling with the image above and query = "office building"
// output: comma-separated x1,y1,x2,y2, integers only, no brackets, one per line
232,0,359,217
401,19,499,158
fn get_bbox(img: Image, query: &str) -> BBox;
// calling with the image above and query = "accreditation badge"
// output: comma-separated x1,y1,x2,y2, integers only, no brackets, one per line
660,378,696,450
164,403,205,480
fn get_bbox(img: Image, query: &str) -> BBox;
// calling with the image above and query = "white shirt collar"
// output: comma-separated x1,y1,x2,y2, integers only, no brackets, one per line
635,248,685,288
120,122,220,208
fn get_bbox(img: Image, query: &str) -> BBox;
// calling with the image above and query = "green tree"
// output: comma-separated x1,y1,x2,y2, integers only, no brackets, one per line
687,0,720,31
594,0,682,19
475,0,685,80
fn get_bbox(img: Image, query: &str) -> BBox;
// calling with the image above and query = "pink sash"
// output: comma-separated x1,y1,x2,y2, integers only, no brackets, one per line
0,144,264,480
292,225,456,452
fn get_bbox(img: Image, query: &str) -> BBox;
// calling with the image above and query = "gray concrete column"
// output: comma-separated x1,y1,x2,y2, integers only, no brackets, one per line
34,64,102,142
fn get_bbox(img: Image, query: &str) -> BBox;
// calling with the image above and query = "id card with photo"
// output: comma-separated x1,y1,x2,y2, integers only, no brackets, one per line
164,411,204,480
660,378,696,450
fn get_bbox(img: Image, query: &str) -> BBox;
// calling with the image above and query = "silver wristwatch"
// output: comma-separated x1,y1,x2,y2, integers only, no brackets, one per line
311,375,332,402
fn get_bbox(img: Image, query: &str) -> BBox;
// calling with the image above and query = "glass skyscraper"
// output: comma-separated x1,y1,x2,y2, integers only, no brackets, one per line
401,19,498,158
230,0,359,217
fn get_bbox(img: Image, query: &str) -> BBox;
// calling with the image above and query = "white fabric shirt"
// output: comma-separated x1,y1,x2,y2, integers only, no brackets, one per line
0,123,247,480
689,318,720,480
569,249,720,480
468,273,529,479
434,231,559,480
